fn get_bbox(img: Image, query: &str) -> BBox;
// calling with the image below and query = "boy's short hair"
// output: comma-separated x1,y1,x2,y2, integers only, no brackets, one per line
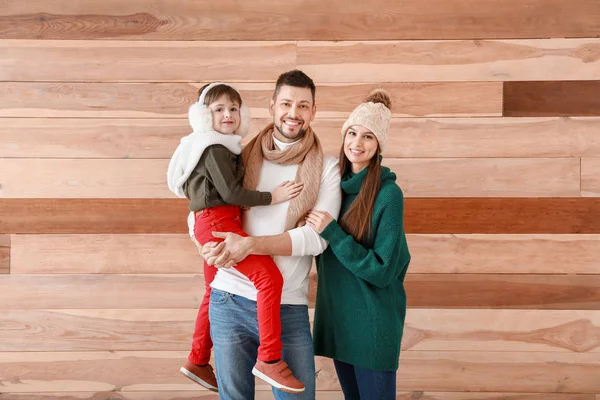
198,84,243,106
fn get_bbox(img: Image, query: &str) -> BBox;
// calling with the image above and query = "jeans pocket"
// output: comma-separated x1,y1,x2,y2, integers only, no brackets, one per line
209,289,231,305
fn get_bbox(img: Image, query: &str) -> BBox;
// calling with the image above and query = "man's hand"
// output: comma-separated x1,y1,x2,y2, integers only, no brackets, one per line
201,241,225,265
203,232,252,269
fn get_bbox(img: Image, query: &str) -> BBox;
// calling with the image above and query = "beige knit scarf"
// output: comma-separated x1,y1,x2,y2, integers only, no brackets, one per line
242,123,323,230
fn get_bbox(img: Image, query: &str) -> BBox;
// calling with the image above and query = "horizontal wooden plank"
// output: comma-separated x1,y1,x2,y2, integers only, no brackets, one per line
0,351,598,393
401,310,600,353
1,309,598,352
0,83,200,118
0,309,195,351
4,273,599,309
396,352,600,393
410,234,600,274
0,41,295,82
0,82,500,118
0,159,171,198
298,39,600,83
0,158,581,198
504,81,600,117
3,198,600,234
0,235,8,274
0,393,593,400
384,158,580,197
4,117,600,159
2,0,599,40
404,198,600,234
0,118,192,158
0,199,191,234
582,158,600,197
10,235,199,274
405,274,600,310
12,234,600,275
0,274,203,308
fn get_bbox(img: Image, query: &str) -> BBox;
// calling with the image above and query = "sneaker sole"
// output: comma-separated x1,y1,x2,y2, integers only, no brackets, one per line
252,367,305,394
180,367,218,392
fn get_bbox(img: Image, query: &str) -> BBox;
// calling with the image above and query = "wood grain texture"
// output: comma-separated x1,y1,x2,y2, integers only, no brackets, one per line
0,309,195,351
1,0,599,40
0,118,191,159
298,39,600,82
0,41,295,82
4,273,599,310
0,275,203,308
4,117,600,159
405,274,600,310
1,309,598,352
0,83,200,118
0,351,598,393
384,158,581,198
3,198,600,234
10,235,199,274
0,158,580,198
0,199,190,234
0,235,8,274
12,234,600,275
0,82,500,119
404,198,600,234
504,81,600,117
394,352,600,393
582,158,600,197
409,234,600,274
0,159,171,198
0,393,593,400
401,310,600,353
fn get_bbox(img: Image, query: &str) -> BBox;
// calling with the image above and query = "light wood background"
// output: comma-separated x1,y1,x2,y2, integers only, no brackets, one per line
1,1,600,399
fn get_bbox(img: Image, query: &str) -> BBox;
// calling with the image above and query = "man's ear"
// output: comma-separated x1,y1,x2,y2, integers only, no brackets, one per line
311,105,317,121
269,99,275,116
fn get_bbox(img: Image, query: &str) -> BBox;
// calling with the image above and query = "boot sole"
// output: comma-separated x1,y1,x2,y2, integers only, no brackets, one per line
252,367,305,394
180,367,218,392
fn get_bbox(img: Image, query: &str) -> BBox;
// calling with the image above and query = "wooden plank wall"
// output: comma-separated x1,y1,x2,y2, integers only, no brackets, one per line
1,1,600,398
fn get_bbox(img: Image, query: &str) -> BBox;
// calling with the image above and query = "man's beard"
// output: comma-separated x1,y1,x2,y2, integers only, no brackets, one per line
274,120,307,141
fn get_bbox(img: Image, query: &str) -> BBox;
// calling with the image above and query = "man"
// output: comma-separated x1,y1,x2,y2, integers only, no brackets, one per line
184,70,341,399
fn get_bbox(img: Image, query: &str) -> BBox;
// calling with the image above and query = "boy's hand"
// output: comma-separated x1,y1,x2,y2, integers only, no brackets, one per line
271,181,304,204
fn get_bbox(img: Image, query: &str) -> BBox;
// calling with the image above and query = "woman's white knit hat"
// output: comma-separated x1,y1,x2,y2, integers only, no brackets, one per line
188,82,251,137
340,89,392,151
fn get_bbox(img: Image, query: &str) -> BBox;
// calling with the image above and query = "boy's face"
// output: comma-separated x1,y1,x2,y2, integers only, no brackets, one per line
209,94,241,135
269,85,316,143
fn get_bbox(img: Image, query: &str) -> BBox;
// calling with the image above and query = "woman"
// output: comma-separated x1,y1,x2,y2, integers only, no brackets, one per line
305,90,411,400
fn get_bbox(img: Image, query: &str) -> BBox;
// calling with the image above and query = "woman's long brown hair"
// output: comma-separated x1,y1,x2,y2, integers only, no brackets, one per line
338,146,382,244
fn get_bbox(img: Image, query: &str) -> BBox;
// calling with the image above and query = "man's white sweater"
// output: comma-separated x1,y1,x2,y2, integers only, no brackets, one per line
207,137,342,305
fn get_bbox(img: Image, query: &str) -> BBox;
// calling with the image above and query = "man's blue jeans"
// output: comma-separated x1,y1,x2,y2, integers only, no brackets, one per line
209,288,316,399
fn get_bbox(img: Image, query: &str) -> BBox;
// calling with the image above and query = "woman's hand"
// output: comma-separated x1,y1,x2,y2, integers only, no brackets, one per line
305,210,334,233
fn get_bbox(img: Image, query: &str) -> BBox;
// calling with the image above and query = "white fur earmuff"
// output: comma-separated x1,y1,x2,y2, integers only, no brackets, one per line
188,82,251,137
